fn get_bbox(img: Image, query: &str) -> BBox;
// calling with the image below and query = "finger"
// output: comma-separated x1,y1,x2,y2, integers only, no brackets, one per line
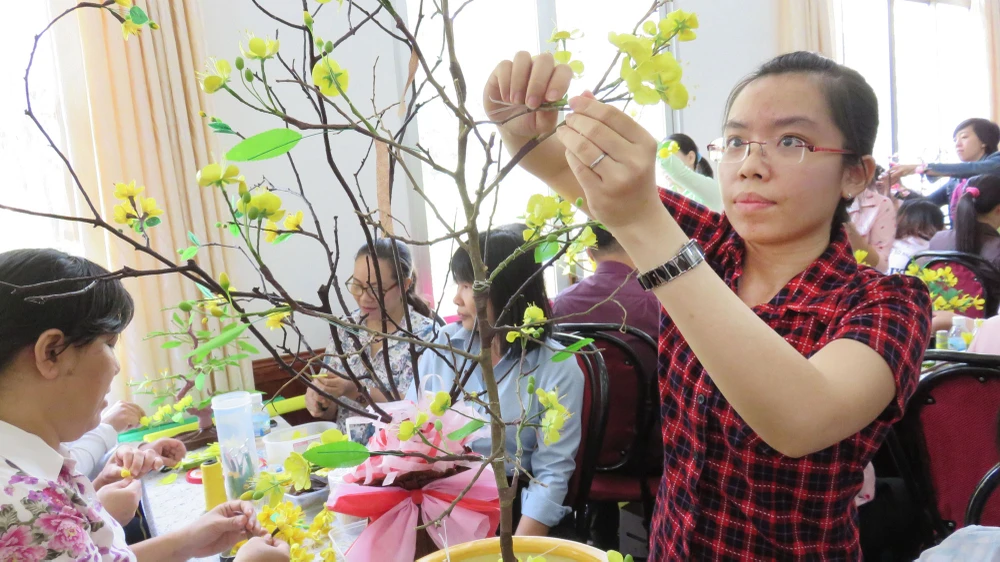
563,113,632,160
273,538,290,554
508,51,533,106
546,63,574,103
564,148,607,189
525,52,554,109
488,60,512,105
568,95,648,145
556,125,622,179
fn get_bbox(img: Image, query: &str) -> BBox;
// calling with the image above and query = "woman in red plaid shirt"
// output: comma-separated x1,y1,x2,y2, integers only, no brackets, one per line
484,51,932,559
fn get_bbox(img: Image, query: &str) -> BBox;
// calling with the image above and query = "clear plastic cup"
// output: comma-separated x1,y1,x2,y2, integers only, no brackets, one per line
249,392,270,437
211,391,259,499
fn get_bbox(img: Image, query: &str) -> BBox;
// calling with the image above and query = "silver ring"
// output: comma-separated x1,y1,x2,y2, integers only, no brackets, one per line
589,152,607,170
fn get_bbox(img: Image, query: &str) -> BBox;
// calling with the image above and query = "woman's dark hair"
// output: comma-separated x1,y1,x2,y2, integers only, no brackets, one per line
725,51,879,228
355,239,432,319
954,175,1000,255
668,133,714,178
895,199,944,241
0,248,134,374
954,118,1000,156
451,229,552,355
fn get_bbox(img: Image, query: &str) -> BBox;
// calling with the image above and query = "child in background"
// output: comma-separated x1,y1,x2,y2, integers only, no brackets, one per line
888,199,945,273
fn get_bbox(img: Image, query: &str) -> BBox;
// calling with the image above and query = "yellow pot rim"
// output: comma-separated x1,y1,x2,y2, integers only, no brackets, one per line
416,536,608,562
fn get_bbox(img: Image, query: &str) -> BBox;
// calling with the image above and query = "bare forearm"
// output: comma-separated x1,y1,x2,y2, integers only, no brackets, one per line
132,530,191,561
514,515,550,536
500,130,588,213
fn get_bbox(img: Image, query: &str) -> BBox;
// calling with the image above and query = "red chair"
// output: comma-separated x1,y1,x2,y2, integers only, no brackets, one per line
966,462,1000,526
912,251,1000,318
892,350,1000,545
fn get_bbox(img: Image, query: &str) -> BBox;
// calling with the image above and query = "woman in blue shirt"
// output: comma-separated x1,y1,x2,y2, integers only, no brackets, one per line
406,229,585,537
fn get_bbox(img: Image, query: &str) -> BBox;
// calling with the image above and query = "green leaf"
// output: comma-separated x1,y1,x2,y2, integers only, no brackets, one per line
171,412,185,424
208,121,237,135
446,419,485,441
225,128,304,162
551,337,595,362
226,353,250,361
237,341,260,354
195,283,215,299
187,231,201,246
194,372,206,391
159,473,179,486
195,330,213,339
144,216,161,228
172,312,183,327
161,341,183,350
533,241,559,263
302,441,370,468
178,246,199,261
129,5,149,25
185,323,250,361
150,396,168,407
273,232,292,244
228,223,241,238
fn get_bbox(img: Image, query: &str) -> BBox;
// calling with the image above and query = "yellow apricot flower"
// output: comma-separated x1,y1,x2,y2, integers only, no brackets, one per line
321,428,348,444
115,0,133,7
312,56,350,97
241,34,280,61
541,407,569,445
139,416,151,427
284,211,304,231
266,311,290,330
556,199,576,224
113,180,144,200
398,420,416,440
608,33,654,66
415,412,428,427
137,197,164,220
525,194,559,229
238,191,285,221
430,391,451,416
854,249,870,266
575,225,597,248
263,220,279,243
112,201,138,225
658,140,680,160
120,468,132,479
198,59,232,94
660,9,699,42
507,304,547,342
283,452,312,491
197,160,240,187
122,17,142,41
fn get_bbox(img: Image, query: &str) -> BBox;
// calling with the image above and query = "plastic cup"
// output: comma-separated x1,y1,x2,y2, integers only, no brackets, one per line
211,391,259,499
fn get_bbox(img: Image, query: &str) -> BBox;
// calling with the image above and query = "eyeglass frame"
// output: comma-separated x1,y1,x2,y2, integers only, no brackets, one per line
706,136,855,165
345,277,400,298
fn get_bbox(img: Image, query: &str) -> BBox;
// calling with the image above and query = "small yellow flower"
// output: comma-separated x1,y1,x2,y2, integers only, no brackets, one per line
525,194,559,228
238,191,285,222
139,416,151,427
122,17,142,41
541,407,568,445
430,391,451,416
659,9,699,41
120,468,132,479
556,199,576,224
312,56,350,97
283,452,312,491
398,420,416,440
197,59,232,94
289,544,312,562
112,201,137,225
265,311,290,330
113,180,144,200
115,0,133,7
263,220,279,243
321,428,348,444
196,161,241,188
415,412,428,427
575,225,597,249
854,249,870,266
284,211,304,231
319,547,337,562
658,141,680,160
137,197,164,219
241,33,280,61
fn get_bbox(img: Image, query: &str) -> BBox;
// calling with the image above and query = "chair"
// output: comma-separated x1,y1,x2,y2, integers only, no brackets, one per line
966,463,1000,526
557,323,662,526
912,250,1000,318
552,332,609,537
891,350,1000,544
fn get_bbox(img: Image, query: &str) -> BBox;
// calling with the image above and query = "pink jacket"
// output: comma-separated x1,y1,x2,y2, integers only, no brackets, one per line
849,190,897,273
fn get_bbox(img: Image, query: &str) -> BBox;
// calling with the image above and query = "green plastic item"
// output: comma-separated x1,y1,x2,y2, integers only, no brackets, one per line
117,417,197,443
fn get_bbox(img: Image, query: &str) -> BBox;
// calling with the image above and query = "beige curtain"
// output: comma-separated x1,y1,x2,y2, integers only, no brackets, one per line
975,0,1000,123
48,0,252,408
777,0,840,59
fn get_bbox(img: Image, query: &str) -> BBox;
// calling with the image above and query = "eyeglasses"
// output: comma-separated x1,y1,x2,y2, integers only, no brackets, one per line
707,136,854,165
345,278,398,298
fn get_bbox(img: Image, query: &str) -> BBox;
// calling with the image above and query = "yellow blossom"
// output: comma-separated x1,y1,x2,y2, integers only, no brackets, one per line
283,452,312,491
319,547,338,562
430,391,451,416
508,304,547,342
139,416,151,427
398,420,415,440
115,0,133,7
238,191,285,221
241,33,280,61
137,197,164,219
198,59,232,94
120,468,132,479
415,412,428,427
854,249,870,266
312,56,350,97
263,220,279,243
608,32,654,66
541,407,568,445
197,160,240,188
524,194,559,229
266,311,290,330
284,211,304,231
575,226,597,249
112,201,138,225
122,17,142,41
113,180,144,200
321,428,348,444
289,544,312,562
556,199,575,224
659,9,699,41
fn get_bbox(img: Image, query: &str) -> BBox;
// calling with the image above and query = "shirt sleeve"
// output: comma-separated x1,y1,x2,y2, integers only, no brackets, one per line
519,355,585,527
658,187,727,250
660,155,724,212
926,153,1000,179
67,423,118,479
831,274,932,420
867,197,897,273
924,182,950,207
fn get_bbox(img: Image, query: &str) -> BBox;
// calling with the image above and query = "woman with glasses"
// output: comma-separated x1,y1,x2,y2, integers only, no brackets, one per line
483,51,931,559
305,239,436,427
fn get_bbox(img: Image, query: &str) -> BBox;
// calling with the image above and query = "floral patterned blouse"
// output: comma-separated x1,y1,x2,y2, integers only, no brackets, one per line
324,309,436,429
0,421,134,562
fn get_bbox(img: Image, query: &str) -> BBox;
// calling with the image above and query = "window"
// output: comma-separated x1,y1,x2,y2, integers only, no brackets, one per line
837,0,991,193
0,2,81,255
404,0,672,315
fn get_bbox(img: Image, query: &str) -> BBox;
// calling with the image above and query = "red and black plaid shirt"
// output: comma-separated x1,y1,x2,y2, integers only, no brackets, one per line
650,189,931,561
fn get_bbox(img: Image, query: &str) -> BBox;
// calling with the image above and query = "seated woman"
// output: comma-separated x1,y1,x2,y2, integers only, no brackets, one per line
848,165,897,272
928,174,1000,268
889,118,1000,221
406,229,585,537
0,248,284,561
888,199,944,274
306,239,436,427
659,132,722,211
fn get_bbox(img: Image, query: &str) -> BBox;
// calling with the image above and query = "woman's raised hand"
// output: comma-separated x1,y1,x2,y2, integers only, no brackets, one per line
484,51,573,140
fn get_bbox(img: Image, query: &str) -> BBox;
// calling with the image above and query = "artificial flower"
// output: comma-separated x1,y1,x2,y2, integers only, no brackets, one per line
321,428,348,444
113,180,144,200
112,201,137,225
524,194,559,229
658,140,680,160
266,311,290,330
238,191,285,221
115,0,133,7
198,59,232,94
196,160,240,187
659,9,699,41
541,407,568,445
263,221,279,243
122,17,142,41
255,471,285,507
139,416,151,427
429,391,451,416
283,452,312,491
507,304,547,343
137,197,164,220
397,420,416,441
853,249,870,266
241,33,280,61
415,412,428,427
284,211,304,231
608,33,654,66
289,544,311,562
319,547,338,562
556,199,575,224
312,56,350,97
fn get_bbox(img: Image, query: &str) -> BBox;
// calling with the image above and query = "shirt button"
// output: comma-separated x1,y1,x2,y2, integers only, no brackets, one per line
696,394,706,405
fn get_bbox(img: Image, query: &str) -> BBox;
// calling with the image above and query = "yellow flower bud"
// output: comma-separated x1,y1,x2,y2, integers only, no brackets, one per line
219,272,230,292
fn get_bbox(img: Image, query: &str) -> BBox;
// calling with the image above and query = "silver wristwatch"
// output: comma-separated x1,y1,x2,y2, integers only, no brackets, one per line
637,240,705,291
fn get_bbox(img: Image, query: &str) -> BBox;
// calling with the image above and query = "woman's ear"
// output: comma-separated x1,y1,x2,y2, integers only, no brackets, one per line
842,156,876,199
32,329,68,380
402,277,413,294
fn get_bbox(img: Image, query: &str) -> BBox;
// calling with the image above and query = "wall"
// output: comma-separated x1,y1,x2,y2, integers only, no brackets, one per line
673,0,781,149
196,1,423,354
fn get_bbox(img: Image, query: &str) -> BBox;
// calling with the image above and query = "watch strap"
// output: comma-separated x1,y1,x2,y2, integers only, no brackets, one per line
637,240,705,291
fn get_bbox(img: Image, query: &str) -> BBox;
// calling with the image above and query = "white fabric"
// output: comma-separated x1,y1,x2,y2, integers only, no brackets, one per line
67,423,118,480
917,526,1000,561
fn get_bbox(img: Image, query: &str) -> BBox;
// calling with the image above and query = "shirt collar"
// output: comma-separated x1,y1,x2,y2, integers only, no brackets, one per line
594,260,636,277
0,420,70,481
439,323,544,372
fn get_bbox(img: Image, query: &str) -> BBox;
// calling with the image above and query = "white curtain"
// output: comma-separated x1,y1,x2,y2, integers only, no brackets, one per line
777,0,840,58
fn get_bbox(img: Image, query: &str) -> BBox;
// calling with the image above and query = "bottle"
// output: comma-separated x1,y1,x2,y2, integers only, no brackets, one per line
948,316,968,351
211,391,259,499
249,392,270,437
935,330,949,350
